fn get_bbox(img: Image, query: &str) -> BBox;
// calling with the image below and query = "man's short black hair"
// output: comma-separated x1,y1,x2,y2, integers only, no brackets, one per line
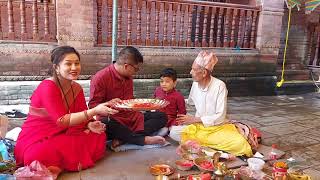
160,68,177,81
117,46,143,65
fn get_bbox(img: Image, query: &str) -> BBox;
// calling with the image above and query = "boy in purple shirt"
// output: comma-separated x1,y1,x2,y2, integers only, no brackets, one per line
154,68,186,128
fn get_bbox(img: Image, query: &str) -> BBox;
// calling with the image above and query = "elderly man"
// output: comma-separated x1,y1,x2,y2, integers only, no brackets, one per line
169,51,252,157
89,46,167,148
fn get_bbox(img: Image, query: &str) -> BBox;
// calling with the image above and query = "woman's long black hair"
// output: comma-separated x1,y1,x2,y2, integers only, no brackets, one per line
50,46,80,112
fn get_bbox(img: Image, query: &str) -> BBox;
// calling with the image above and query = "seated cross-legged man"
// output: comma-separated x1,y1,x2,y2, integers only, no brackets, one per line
89,46,168,148
169,51,253,157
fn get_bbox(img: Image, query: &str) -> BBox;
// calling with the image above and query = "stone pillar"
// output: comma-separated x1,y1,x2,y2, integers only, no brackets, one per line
56,0,95,48
256,0,284,63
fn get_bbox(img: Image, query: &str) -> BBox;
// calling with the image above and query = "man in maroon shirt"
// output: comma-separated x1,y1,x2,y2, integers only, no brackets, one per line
89,46,167,147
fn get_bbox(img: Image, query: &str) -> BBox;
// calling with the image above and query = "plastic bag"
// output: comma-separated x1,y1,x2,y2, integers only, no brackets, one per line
14,160,56,180
5,127,22,142
0,174,15,180
0,139,16,174
1,139,14,155
0,140,9,161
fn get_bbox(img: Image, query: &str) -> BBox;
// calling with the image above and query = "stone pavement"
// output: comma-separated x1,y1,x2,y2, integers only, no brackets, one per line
3,93,320,179
227,93,320,176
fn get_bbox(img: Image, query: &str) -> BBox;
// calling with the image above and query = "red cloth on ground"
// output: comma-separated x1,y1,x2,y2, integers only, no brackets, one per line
14,80,106,171
89,64,144,132
154,87,186,127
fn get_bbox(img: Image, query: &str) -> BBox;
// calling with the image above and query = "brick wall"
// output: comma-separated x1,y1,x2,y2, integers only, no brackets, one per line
56,0,95,47
276,8,319,81
0,45,276,77
277,8,309,70
278,8,320,70
0,79,193,105
0,0,288,96
0,43,279,96
0,74,279,106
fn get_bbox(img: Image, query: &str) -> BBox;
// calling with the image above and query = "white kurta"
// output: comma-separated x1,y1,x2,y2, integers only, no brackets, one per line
188,76,228,127
169,76,228,141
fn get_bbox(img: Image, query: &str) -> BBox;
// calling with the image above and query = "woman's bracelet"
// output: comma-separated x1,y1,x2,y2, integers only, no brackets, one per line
83,110,89,121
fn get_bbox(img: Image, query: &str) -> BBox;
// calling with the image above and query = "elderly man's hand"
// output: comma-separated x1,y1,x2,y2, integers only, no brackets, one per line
176,114,200,125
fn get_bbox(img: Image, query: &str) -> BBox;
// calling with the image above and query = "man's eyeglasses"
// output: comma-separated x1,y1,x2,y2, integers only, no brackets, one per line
125,63,141,72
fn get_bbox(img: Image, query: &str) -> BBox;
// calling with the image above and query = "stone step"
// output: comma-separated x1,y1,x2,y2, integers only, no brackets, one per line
275,80,320,95
276,69,311,81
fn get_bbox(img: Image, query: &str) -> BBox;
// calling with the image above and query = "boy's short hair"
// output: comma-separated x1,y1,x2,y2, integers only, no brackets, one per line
160,68,177,81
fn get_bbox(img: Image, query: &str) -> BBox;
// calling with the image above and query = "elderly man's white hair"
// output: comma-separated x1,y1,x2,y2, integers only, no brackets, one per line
194,51,218,72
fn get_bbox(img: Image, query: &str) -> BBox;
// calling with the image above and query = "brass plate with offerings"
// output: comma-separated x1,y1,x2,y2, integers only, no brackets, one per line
113,99,169,111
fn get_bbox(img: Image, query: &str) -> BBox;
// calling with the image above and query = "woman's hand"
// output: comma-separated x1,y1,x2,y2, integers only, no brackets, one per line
87,121,106,134
94,102,119,116
176,114,200,125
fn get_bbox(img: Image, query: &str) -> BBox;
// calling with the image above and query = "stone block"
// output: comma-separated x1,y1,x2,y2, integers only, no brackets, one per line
7,95,18,100
20,90,35,95
20,85,37,91
19,99,30,104
18,94,31,99
6,90,20,96
147,86,157,91
8,100,21,105
6,86,20,91
0,91,9,97
133,86,145,91
0,100,9,105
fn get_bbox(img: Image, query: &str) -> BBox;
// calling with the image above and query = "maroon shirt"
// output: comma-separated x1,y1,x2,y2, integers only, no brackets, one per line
154,87,186,127
89,64,144,132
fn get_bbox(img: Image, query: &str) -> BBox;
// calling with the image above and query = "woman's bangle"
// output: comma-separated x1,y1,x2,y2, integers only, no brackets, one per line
83,110,89,121
57,114,71,127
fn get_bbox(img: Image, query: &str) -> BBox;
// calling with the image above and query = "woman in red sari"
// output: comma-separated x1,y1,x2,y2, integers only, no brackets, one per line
14,46,118,178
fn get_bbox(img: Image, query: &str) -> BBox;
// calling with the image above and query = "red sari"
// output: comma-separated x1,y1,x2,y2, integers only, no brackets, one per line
14,80,106,171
